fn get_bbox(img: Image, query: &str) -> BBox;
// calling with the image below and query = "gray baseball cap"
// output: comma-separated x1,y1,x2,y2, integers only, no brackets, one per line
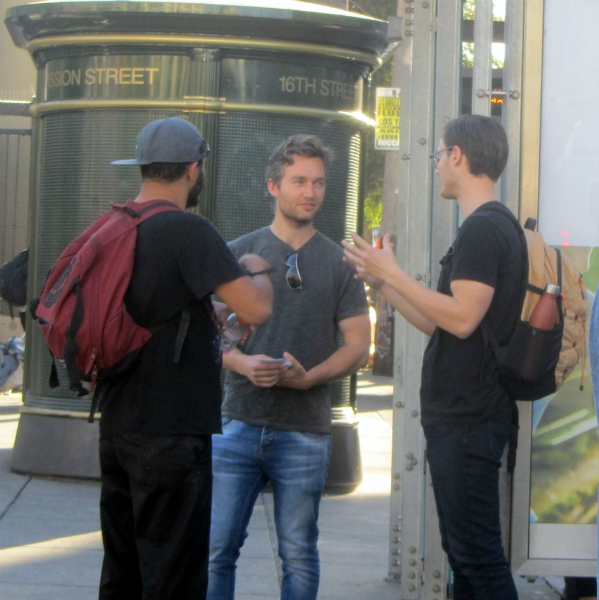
111,117,210,165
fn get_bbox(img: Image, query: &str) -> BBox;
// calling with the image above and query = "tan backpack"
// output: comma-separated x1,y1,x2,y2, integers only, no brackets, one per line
481,204,589,400
522,224,589,391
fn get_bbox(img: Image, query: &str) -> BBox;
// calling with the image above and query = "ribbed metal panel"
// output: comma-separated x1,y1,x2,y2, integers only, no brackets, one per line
0,129,30,316
213,112,359,243
344,132,361,240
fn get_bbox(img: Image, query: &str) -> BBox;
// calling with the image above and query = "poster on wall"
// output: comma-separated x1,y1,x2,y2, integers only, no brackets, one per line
524,0,599,568
375,87,400,150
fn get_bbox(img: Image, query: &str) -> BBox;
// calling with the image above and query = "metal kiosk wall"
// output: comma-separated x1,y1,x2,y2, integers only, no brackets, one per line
5,0,388,481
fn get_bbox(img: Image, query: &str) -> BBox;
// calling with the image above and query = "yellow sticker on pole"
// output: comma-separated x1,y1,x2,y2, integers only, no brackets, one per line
375,88,400,150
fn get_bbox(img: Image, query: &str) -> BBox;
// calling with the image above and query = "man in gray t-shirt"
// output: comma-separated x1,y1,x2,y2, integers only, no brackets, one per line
208,135,370,600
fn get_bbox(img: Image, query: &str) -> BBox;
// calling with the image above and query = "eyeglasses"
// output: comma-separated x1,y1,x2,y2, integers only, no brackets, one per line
285,252,302,290
429,146,454,169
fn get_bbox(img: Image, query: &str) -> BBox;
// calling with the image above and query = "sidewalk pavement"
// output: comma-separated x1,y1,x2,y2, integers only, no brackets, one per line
0,372,565,599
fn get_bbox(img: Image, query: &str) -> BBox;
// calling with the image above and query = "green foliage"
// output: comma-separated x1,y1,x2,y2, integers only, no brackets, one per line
462,42,505,69
364,176,383,228
462,0,506,69
463,0,505,21
531,421,599,524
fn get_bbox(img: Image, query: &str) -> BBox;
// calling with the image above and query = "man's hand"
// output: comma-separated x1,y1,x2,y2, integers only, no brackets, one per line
342,233,399,283
276,352,313,390
238,354,288,388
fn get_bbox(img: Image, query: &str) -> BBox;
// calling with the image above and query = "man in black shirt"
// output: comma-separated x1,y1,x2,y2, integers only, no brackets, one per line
98,117,273,600
343,115,522,600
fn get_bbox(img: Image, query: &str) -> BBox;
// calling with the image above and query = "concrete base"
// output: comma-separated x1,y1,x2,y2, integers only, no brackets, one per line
325,419,362,494
11,410,362,491
11,411,100,479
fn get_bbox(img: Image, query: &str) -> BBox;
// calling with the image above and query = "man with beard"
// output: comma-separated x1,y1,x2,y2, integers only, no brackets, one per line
208,134,371,600
97,117,274,600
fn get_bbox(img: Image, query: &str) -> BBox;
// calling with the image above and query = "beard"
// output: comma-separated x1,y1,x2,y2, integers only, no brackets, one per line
278,202,321,226
186,170,205,208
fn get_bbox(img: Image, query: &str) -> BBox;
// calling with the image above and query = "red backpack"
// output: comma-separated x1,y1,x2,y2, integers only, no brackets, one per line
33,199,187,418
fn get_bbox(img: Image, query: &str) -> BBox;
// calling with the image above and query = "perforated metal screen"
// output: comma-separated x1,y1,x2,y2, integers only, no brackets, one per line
213,113,361,244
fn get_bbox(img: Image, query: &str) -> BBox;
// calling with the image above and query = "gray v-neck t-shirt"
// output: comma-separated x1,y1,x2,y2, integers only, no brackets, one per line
223,227,368,433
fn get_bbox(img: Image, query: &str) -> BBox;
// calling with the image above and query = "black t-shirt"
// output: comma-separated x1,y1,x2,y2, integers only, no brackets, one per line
97,209,245,436
420,202,524,426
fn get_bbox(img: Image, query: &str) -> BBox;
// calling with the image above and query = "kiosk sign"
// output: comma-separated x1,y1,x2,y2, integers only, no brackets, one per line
375,88,400,150
220,59,363,112
43,55,189,102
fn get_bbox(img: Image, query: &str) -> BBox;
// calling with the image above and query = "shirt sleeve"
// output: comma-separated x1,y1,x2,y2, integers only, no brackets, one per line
178,217,246,300
335,261,369,323
450,215,505,289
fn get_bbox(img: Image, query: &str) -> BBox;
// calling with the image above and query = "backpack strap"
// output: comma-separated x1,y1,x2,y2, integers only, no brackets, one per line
63,280,91,397
113,199,181,221
122,201,191,365
524,217,537,231
506,402,519,473
173,308,191,364
476,203,529,360
48,351,60,389
555,248,563,298
86,307,190,424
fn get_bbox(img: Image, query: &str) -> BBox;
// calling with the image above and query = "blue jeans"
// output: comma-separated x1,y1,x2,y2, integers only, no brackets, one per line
424,410,518,600
208,419,332,600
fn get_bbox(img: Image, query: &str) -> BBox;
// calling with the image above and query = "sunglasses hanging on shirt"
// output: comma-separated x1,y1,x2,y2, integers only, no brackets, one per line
285,252,302,290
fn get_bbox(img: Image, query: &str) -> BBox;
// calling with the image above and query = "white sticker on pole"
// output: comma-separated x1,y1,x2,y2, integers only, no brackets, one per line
375,88,400,150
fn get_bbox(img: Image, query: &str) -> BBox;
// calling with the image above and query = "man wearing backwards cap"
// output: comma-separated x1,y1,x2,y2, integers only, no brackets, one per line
98,117,273,600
